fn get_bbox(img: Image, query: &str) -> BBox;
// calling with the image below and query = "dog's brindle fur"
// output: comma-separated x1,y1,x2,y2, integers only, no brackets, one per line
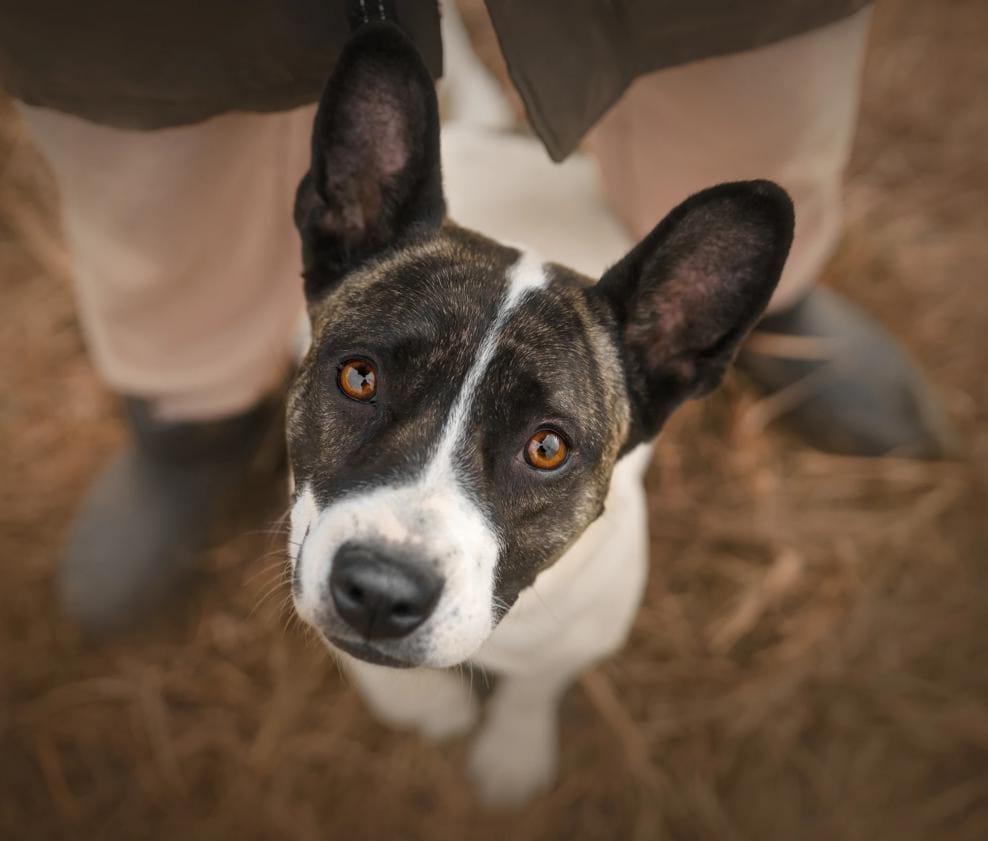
286,22,793,804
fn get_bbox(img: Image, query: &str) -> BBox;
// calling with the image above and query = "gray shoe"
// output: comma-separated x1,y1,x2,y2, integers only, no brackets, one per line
736,287,959,459
60,397,280,633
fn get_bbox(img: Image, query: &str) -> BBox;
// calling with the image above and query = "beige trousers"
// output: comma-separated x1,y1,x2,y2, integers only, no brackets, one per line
18,104,314,421
587,7,872,311
19,8,870,420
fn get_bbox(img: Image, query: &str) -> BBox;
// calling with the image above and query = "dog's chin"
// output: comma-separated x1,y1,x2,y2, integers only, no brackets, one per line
325,635,420,669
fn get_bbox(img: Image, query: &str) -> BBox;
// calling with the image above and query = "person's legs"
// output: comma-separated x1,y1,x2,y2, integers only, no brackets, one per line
18,104,312,420
18,105,313,629
587,8,870,314
587,8,956,458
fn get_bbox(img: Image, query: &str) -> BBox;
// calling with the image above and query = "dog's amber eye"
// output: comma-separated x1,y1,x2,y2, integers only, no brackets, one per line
338,359,377,401
525,430,568,470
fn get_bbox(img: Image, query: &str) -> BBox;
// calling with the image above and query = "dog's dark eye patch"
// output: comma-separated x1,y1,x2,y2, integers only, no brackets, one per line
289,231,524,505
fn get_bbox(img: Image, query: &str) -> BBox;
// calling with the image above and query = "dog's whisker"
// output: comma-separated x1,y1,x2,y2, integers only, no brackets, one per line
246,544,292,561
243,556,291,580
328,648,348,686
241,523,292,540
279,595,301,636
243,567,292,592
248,550,291,566
248,578,293,619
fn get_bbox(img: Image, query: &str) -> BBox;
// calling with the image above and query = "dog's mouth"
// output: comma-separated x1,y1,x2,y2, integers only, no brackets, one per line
327,635,418,669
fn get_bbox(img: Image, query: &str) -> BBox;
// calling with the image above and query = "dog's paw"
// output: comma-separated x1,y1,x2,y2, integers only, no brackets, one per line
467,711,558,809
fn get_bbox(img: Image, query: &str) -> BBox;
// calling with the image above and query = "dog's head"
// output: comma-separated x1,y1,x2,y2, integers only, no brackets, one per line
287,23,794,668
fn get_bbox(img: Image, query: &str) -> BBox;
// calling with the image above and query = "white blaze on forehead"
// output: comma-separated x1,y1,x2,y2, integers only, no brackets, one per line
504,248,550,300
425,249,546,482
291,249,548,667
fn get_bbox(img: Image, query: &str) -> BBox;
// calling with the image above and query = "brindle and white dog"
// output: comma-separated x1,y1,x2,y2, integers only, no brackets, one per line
286,20,793,806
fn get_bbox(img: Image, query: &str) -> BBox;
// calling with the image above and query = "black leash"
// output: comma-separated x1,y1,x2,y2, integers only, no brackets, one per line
345,0,400,32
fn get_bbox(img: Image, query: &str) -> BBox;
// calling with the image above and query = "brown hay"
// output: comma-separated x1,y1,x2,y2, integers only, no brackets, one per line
2,0,987,839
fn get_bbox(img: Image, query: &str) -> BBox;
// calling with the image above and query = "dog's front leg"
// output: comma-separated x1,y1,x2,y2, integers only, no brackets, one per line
468,669,575,808
340,654,478,742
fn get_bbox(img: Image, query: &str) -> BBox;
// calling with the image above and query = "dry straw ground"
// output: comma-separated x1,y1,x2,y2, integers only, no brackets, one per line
1,1,986,839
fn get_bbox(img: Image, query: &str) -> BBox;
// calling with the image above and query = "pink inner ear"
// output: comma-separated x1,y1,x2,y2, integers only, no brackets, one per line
641,263,728,371
371,100,410,177
632,212,775,379
320,75,415,244
653,210,773,352
658,264,737,344
347,71,413,178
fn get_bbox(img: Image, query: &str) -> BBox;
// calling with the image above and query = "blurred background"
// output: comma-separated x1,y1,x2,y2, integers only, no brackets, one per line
2,0,987,839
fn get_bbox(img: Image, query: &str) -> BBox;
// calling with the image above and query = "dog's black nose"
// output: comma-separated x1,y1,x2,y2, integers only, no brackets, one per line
329,544,443,640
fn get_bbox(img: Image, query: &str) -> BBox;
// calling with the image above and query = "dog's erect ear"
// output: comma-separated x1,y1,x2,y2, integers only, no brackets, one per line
594,180,794,445
295,21,444,300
